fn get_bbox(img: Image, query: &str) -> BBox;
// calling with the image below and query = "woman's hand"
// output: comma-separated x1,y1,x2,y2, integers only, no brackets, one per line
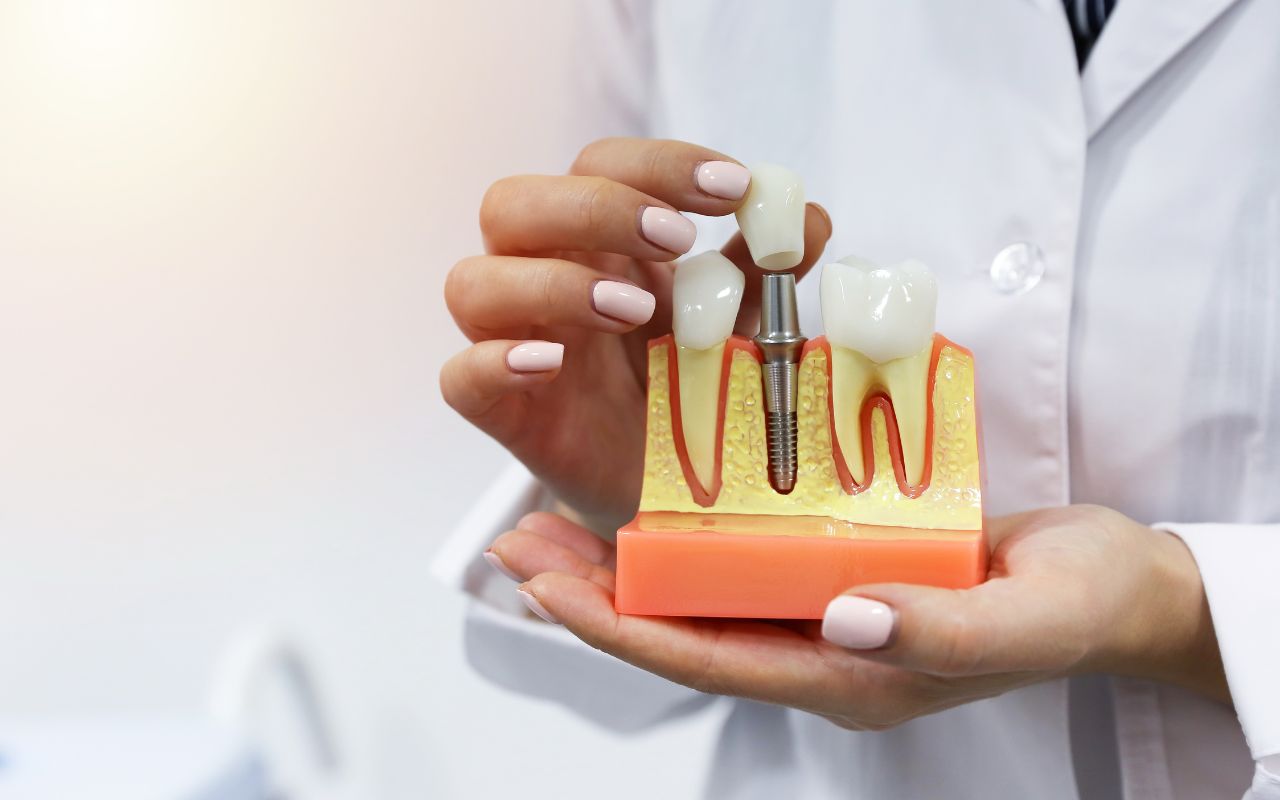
485,505,1228,728
439,138,831,527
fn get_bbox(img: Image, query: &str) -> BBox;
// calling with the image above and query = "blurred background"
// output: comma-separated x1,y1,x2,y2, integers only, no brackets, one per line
0,1,720,796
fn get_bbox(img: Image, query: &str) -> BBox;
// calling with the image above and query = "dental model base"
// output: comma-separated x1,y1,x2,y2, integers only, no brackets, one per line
614,164,987,619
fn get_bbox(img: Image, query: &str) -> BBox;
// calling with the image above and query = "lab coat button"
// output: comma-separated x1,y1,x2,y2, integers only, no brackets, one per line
988,242,1045,295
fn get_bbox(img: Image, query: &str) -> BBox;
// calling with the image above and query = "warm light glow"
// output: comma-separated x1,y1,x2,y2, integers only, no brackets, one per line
0,2,283,245
46,1,151,95
8,1,179,109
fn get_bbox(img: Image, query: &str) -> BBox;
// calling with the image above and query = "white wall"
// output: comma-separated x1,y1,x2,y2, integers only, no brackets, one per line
0,1,719,796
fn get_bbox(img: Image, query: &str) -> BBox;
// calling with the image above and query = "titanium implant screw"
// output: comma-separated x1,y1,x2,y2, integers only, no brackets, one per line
753,273,806,494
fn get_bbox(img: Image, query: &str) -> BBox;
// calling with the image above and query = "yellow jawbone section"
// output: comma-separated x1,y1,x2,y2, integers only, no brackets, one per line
638,341,982,531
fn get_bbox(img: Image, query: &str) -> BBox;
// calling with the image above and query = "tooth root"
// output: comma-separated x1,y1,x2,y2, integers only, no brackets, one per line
830,345,876,485
821,256,939,493
677,343,726,491
829,341,934,488
879,344,933,487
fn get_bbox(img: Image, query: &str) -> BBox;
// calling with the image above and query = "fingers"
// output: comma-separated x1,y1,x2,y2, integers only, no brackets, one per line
439,339,562,421
725,202,833,334
483,513,615,589
521,572,809,698
481,175,697,260
518,571,922,720
446,255,656,341
571,137,751,215
821,579,1090,677
516,511,615,567
483,512,617,591
482,139,757,260
487,529,616,591
482,511,976,727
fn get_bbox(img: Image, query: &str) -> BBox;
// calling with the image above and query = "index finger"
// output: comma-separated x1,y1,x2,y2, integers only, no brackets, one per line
571,137,751,216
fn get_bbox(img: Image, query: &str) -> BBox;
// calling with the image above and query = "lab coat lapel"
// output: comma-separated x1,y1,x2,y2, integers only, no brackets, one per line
1081,0,1245,138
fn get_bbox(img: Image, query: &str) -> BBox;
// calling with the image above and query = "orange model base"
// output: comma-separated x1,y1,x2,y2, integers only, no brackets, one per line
616,512,987,619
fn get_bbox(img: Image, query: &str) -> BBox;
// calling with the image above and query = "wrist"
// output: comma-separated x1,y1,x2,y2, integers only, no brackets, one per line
1106,525,1229,703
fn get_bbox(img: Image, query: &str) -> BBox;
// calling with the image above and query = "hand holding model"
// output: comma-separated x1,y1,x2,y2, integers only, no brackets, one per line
440,138,831,528
487,504,1227,728
442,139,1229,720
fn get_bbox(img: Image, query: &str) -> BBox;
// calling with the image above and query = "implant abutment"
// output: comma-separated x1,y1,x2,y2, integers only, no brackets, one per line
753,273,806,495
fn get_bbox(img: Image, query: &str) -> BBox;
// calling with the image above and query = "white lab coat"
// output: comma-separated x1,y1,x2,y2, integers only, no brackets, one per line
433,1,1280,797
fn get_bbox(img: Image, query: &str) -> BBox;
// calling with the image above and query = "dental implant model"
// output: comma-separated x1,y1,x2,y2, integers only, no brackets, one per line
614,164,987,619
736,164,809,495
754,274,805,493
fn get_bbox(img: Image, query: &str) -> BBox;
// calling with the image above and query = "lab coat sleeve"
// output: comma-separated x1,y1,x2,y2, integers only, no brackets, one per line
1250,760,1280,800
1157,522,1280,799
431,460,716,733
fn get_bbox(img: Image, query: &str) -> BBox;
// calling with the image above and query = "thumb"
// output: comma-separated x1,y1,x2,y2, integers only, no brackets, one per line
821,583,1024,677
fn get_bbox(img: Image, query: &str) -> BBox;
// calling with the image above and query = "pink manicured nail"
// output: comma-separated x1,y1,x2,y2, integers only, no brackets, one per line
640,206,697,254
696,161,751,200
822,596,897,649
517,587,561,624
592,280,656,325
483,550,521,582
506,341,563,373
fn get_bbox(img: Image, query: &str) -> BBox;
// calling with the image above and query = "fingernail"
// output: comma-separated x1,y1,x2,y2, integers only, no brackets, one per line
696,161,751,200
822,595,896,650
483,549,521,582
506,341,564,373
640,206,697,255
517,587,561,625
592,280,656,325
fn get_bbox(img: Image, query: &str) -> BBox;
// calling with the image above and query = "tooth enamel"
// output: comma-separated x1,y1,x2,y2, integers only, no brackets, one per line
673,251,745,349
824,256,937,363
673,251,745,490
734,163,805,271
821,257,938,487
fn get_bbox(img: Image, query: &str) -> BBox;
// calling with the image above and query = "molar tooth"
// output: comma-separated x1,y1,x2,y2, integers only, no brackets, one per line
821,257,937,488
673,251,745,491
734,163,805,270
824,256,936,363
